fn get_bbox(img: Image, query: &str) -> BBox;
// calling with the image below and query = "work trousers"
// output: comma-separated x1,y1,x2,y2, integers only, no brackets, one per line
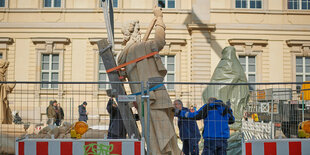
202,139,227,155
182,138,199,155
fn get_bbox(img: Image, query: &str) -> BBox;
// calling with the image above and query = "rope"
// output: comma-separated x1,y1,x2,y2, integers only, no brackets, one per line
106,51,159,73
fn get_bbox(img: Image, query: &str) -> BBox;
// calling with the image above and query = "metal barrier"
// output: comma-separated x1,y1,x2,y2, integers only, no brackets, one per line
242,139,310,155
0,81,310,154
146,81,310,154
0,81,145,154
242,121,273,140
16,137,145,155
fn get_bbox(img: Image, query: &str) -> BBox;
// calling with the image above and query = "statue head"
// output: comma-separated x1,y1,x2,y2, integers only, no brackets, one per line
121,20,141,46
222,46,238,61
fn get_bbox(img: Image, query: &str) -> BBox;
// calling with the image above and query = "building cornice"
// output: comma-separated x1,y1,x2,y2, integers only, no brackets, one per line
89,37,186,45
89,38,123,44
89,38,105,44
211,8,310,15
0,8,192,14
228,39,268,46
286,40,310,56
31,37,70,44
166,38,186,45
0,37,13,44
0,23,188,30
187,24,216,33
286,40,310,47
215,24,310,32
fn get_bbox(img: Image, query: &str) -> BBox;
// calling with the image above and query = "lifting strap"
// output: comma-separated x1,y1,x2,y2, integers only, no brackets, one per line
106,51,159,73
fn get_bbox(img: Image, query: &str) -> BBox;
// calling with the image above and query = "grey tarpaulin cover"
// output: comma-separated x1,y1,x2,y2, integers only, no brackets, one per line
202,46,249,155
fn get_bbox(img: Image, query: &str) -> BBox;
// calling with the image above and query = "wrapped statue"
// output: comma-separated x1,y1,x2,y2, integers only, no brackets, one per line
117,6,181,155
202,46,249,155
0,60,15,124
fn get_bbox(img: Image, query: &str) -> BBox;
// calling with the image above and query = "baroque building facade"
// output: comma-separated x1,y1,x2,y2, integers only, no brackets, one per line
0,0,309,123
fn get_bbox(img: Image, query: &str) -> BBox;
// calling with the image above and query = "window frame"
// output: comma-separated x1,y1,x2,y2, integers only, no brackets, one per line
286,40,310,84
295,56,310,82
228,39,267,89
158,0,176,9
99,0,119,8
239,55,256,90
98,56,111,90
43,0,62,8
41,54,60,89
0,0,8,8
234,0,263,9
160,55,176,90
32,38,68,91
287,0,310,10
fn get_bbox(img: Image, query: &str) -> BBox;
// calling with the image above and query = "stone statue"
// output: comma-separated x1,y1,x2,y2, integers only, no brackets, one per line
117,6,181,155
0,60,15,124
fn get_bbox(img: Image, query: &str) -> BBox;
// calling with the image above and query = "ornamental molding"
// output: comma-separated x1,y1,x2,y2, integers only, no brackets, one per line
31,37,70,44
286,40,310,56
228,39,268,54
228,39,268,46
89,37,186,46
31,37,69,52
0,37,13,44
187,24,216,33
286,40,310,47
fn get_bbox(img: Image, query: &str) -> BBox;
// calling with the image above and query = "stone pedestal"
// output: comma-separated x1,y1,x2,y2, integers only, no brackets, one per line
0,124,25,136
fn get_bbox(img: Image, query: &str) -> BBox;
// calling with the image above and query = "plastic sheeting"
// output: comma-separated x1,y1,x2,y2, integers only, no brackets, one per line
202,46,249,155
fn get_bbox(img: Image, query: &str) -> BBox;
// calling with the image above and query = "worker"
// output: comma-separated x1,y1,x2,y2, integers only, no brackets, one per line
174,99,201,155
176,97,235,155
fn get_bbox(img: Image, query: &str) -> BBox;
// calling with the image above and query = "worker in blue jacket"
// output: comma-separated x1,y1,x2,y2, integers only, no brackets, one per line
176,97,235,155
174,99,201,155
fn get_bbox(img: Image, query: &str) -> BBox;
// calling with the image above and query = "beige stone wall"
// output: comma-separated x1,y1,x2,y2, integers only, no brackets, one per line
0,0,309,124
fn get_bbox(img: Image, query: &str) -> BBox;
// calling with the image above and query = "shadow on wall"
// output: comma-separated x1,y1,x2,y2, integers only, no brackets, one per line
183,11,223,58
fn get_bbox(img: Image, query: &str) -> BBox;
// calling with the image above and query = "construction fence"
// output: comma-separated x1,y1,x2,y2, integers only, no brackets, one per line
0,81,309,154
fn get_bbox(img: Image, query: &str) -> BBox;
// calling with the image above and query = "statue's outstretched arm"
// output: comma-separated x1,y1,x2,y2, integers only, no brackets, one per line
148,6,166,52
153,16,166,51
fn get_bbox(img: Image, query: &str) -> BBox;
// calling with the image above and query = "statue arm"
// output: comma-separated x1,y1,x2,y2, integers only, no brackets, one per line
153,17,166,51
146,6,166,53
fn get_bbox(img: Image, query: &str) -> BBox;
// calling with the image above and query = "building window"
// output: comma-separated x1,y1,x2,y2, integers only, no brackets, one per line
41,54,59,89
0,0,5,7
158,0,175,9
236,0,262,9
296,56,310,83
44,0,61,8
98,57,111,90
288,0,310,10
99,0,118,8
161,55,175,90
239,56,256,90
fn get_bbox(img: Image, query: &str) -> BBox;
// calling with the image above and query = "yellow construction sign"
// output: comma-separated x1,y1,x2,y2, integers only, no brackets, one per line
300,81,310,100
